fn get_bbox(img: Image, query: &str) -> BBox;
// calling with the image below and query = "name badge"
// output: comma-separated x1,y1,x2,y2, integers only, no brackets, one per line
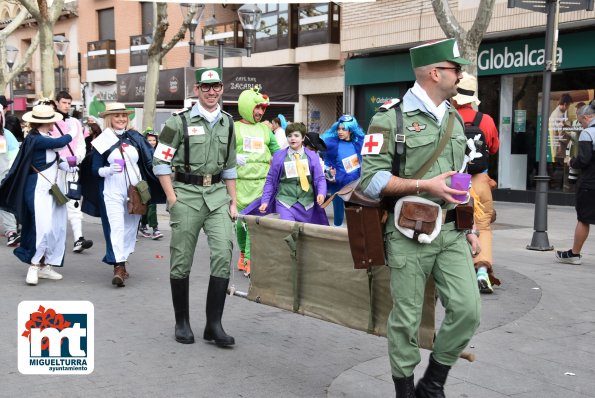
284,159,310,179
243,136,265,153
342,154,360,173
188,126,205,136
0,137,6,154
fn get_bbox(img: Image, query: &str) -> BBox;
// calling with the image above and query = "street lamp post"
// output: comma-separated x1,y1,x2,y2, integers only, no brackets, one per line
180,3,205,68
507,0,594,250
237,4,262,58
5,45,19,115
195,4,261,108
53,35,70,93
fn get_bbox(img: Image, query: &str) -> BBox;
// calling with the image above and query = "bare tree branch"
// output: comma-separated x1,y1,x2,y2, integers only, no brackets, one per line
160,4,194,56
430,0,463,39
468,0,496,46
17,0,41,20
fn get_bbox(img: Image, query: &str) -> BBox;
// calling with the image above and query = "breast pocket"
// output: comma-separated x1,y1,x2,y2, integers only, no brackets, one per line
403,133,438,177
189,134,207,164
217,134,229,166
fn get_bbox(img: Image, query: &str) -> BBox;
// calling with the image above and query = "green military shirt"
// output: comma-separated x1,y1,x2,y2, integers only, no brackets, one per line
153,108,237,212
360,99,468,233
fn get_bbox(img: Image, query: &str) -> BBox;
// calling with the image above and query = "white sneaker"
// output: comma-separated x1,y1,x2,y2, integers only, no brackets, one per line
26,265,40,285
38,265,63,280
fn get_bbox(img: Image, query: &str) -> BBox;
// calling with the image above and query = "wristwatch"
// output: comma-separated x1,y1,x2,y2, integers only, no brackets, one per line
464,229,480,237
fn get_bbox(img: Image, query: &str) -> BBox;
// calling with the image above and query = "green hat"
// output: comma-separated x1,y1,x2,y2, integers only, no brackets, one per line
410,38,470,68
195,67,222,84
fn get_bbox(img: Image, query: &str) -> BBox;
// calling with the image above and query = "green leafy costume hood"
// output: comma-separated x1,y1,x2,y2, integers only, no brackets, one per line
238,88,269,124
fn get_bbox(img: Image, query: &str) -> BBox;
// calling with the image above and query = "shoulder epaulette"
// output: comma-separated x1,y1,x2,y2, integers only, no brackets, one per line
173,108,190,116
379,98,401,112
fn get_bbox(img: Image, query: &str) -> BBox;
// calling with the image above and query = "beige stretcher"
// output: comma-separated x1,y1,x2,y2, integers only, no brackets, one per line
239,215,437,351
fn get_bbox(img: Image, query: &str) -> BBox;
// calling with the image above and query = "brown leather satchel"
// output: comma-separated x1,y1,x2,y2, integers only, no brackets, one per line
127,184,147,215
397,201,439,239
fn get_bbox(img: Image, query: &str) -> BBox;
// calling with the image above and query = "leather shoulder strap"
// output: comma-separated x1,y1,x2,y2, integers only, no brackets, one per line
412,111,455,180
177,113,190,172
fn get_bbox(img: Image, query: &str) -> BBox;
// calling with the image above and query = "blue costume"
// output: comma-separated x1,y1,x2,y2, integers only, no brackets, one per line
321,115,364,226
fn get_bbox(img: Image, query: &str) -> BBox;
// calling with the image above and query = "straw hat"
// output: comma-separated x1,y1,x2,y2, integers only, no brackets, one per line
99,102,134,117
452,72,481,106
22,104,63,123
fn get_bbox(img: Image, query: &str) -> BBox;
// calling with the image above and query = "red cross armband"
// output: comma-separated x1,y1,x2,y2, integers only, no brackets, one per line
361,133,384,156
154,142,177,162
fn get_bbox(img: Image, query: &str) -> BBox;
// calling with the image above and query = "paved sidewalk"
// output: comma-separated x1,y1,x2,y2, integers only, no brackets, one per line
0,202,593,397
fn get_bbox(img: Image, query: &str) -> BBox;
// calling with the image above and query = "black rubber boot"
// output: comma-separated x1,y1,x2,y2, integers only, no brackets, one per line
203,275,235,347
392,375,415,398
170,277,195,344
415,355,451,398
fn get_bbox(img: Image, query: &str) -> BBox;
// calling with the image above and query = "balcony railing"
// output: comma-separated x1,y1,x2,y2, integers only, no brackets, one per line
13,70,35,95
254,7,292,53
130,34,152,67
297,3,339,47
203,21,244,58
87,39,116,70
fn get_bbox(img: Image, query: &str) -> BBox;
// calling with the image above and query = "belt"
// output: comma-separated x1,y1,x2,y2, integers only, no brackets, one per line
174,172,222,187
442,209,456,224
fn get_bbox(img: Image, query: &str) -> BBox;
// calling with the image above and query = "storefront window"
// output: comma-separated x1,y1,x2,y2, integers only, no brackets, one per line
510,69,595,193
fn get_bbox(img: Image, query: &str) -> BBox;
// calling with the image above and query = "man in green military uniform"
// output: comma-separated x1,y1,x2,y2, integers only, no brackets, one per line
154,67,238,347
359,38,481,397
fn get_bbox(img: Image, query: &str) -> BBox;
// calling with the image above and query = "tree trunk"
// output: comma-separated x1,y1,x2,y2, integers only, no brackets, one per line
39,22,56,98
142,55,162,131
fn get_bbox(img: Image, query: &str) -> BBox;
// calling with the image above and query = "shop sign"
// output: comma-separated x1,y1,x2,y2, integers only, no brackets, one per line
222,66,299,103
118,68,189,103
477,30,595,75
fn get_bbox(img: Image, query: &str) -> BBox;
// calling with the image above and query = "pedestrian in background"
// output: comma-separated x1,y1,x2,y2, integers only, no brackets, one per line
0,103,21,246
556,100,595,264
50,92,94,253
321,114,364,227
452,72,501,293
154,67,238,346
139,128,163,240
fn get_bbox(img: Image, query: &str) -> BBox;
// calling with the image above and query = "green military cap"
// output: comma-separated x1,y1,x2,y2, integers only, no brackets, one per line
410,38,470,68
195,67,223,84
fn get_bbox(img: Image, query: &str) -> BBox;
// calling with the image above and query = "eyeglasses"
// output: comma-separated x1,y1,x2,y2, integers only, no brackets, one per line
198,83,223,92
435,66,463,75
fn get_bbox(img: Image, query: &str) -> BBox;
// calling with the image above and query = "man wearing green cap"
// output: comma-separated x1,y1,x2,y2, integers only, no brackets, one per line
359,38,481,397
154,67,238,347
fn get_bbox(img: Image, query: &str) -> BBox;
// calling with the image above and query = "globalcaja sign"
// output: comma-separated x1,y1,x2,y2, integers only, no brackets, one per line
477,29,595,76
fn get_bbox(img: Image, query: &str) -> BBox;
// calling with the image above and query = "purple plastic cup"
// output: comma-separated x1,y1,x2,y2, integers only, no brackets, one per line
114,158,125,171
67,155,77,167
450,172,472,202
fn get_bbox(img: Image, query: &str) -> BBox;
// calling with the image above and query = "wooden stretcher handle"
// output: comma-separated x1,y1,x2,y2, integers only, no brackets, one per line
460,351,475,362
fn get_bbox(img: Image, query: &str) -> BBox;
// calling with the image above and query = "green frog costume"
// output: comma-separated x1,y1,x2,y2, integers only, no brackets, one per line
234,88,280,274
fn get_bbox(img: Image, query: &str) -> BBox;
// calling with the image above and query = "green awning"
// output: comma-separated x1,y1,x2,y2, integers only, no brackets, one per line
345,52,414,86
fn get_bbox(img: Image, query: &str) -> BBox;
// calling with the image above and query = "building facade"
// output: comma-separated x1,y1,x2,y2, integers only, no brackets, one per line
341,0,595,205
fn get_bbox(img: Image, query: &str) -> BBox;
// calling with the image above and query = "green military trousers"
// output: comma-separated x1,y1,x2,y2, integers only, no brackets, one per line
169,200,233,280
385,221,481,378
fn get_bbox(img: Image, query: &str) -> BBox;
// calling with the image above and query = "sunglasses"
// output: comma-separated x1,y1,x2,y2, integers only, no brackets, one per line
435,65,463,74
198,83,223,92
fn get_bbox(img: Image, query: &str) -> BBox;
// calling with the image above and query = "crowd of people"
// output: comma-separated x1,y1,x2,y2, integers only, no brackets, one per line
1,36,595,397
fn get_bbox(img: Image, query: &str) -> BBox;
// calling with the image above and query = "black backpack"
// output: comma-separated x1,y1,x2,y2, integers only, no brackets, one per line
464,112,489,174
